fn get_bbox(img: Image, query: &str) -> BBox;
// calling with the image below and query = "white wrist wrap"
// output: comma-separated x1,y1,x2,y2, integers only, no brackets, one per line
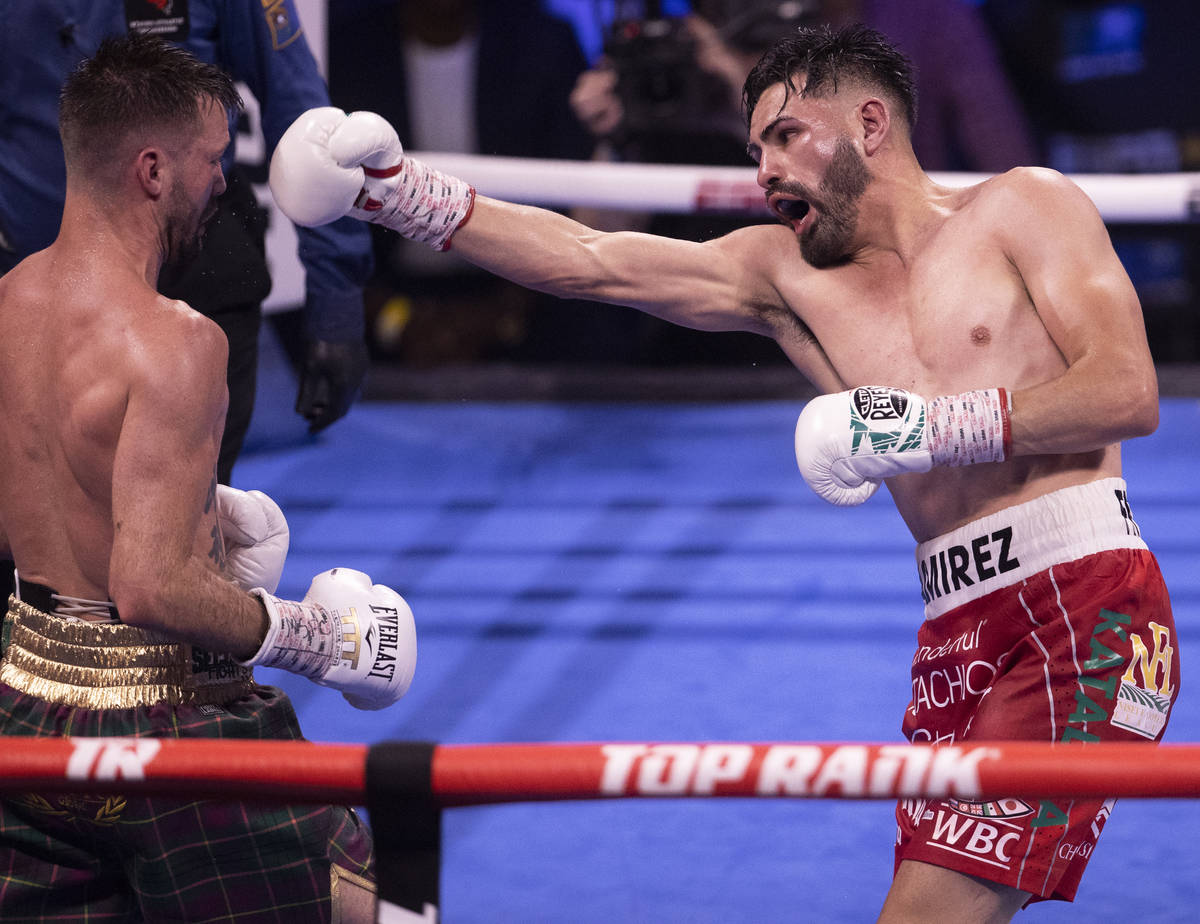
928,387,1012,467
362,159,475,251
246,592,339,679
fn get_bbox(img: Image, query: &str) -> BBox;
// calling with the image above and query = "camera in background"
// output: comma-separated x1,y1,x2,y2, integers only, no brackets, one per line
605,1,824,144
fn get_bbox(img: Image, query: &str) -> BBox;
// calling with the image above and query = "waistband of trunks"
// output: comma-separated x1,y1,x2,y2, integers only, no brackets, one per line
1,596,254,709
915,477,1148,620
14,576,121,622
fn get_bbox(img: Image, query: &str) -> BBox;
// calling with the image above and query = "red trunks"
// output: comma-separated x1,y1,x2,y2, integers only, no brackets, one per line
895,478,1179,902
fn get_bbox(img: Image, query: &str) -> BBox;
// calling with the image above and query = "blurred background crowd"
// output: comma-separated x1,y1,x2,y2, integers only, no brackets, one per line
317,0,1200,382
3,0,1197,416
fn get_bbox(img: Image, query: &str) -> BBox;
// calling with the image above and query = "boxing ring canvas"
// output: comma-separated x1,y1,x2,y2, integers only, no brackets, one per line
236,386,1200,922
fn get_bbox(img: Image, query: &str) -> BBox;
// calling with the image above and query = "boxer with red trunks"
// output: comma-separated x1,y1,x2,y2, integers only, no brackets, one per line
265,21,1176,922
898,477,1177,903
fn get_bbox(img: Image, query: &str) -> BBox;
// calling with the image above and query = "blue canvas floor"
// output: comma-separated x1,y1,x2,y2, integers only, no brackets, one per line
234,391,1200,923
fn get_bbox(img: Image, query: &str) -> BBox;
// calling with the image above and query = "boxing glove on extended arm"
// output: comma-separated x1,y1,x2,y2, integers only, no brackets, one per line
266,107,364,227
795,386,1011,507
240,568,417,710
215,485,289,594
269,107,474,251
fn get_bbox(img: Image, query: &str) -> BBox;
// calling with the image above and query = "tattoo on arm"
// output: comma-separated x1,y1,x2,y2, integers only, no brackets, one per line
205,470,226,571
209,523,227,571
204,471,217,514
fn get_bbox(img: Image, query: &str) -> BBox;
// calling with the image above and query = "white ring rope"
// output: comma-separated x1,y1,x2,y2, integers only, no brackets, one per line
411,151,1200,223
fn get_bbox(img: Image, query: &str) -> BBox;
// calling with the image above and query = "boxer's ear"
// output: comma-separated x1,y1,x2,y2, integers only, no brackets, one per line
859,98,890,157
135,146,165,198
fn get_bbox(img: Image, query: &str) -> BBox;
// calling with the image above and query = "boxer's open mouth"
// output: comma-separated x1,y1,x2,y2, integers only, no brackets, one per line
770,195,810,226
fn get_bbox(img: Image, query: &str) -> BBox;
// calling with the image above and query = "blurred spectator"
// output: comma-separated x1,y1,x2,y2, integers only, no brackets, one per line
329,0,599,366
837,0,1039,172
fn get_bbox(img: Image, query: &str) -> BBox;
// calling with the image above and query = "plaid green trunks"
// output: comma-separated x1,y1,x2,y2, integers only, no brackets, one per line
0,598,375,923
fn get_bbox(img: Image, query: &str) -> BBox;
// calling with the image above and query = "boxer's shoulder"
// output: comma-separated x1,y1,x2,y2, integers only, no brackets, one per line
959,167,1088,224
112,295,228,401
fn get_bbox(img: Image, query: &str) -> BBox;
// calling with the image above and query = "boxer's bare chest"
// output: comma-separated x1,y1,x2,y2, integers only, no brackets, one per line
781,214,1061,396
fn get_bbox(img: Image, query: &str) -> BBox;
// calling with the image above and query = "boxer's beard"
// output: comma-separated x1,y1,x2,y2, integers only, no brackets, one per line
796,136,870,268
162,183,215,272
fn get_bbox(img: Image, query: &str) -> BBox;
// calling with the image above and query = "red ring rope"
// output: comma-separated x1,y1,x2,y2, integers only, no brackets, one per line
0,737,366,803
430,741,1200,804
0,738,1198,805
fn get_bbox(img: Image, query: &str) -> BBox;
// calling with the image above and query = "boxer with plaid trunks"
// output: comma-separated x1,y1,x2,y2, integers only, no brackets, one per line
0,35,416,922
0,581,375,923
265,21,1175,921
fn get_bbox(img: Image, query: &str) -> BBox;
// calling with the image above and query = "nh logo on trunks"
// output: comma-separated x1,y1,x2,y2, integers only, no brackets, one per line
66,738,162,781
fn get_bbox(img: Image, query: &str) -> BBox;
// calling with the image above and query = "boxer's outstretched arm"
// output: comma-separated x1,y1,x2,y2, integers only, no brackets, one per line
269,108,842,392
269,108,795,340
452,197,849,392
455,195,787,334
999,168,1159,453
449,194,850,393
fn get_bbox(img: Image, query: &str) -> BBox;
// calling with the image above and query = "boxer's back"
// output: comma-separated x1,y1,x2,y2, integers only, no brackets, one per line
0,246,219,601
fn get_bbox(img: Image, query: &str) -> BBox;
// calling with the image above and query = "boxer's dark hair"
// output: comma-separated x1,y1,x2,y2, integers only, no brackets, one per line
742,24,916,131
59,31,242,171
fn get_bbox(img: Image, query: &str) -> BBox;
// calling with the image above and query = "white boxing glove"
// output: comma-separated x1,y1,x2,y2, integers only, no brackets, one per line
268,107,364,228
216,485,289,594
242,568,416,711
795,386,1011,507
326,110,475,250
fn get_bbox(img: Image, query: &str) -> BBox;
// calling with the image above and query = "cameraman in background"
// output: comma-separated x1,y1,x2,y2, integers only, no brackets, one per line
567,1,816,364
568,0,1039,365
575,1,805,168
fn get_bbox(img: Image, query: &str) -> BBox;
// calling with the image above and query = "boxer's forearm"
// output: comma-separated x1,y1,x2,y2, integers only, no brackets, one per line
109,557,270,660
452,196,659,302
1008,352,1158,456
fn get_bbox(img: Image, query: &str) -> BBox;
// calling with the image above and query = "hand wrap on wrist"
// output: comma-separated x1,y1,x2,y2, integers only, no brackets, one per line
246,592,339,679
361,158,475,251
928,388,1012,467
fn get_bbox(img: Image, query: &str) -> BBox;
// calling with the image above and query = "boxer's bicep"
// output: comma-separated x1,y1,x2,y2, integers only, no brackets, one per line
1007,170,1150,375
999,169,1158,449
583,228,779,333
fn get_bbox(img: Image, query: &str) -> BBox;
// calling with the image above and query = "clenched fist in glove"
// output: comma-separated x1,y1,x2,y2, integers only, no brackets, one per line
216,485,289,594
269,107,474,251
795,386,1011,506
240,568,417,710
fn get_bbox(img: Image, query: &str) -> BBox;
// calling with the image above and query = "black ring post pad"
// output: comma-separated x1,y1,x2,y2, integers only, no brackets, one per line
365,741,441,919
